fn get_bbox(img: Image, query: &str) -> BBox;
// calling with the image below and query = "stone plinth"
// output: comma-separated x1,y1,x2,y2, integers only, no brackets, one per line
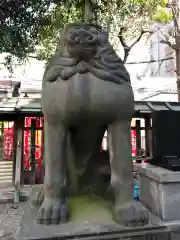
138,163,180,222
15,190,167,240
15,202,171,240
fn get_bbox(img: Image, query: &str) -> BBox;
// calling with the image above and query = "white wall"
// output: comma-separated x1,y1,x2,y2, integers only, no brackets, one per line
148,22,175,77
130,21,177,102
146,93,177,101
133,77,178,101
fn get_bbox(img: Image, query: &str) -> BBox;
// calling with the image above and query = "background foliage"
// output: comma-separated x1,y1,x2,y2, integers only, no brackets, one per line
0,0,173,69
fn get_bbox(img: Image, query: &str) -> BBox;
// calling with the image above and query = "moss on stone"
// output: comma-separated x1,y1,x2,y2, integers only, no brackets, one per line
69,194,114,223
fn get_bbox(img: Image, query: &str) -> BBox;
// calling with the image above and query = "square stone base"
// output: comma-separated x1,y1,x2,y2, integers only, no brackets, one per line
138,163,180,222
15,202,118,240
15,202,172,240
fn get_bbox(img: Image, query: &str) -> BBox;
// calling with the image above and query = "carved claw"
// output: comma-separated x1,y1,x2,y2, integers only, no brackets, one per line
36,198,69,225
114,200,149,227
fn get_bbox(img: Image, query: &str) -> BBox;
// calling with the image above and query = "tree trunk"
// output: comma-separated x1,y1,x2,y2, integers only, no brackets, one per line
173,0,180,101
176,48,180,101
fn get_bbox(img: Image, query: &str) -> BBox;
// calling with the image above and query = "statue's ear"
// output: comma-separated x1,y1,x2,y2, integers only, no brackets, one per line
99,30,109,43
56,28,65,52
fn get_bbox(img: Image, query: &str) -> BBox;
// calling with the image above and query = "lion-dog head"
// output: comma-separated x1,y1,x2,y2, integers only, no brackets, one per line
43,22,131,86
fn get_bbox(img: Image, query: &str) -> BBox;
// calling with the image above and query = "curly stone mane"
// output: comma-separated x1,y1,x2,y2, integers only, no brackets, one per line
43,22,131,85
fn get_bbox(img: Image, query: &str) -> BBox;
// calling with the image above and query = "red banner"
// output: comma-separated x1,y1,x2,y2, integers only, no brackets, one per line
3,122,14,160
3,118,43,169
24,117,43,170
3,118,136,166
131,130,136,157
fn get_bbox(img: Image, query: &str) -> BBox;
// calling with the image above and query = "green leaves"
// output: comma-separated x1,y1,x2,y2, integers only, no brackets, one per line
129,0,173,22
0,0,52,57
36,3,84,61
152,6,173,23
0,0,174,70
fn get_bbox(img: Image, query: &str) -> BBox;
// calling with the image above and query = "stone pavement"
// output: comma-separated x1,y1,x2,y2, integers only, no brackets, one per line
0,202,26,239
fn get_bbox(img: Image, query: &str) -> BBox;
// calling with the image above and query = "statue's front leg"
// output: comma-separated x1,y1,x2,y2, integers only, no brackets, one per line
108,120,149,227
36,121,68,225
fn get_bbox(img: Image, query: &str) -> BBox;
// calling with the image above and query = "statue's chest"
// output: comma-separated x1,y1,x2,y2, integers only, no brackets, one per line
41,73,134,121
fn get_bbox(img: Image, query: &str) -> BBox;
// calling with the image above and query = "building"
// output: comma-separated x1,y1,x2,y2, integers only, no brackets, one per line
0,94,178,189
133,77,178,102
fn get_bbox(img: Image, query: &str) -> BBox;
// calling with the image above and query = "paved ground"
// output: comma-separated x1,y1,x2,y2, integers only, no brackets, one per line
0,177,140,239
0,202,25,238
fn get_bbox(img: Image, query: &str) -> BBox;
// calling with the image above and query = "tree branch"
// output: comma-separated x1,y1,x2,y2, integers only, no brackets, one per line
118,27,152,63
130,30,152,49
160,39,177,50
27,55,39,59
118,27,130,63
156,26,178,50
126,56,174,64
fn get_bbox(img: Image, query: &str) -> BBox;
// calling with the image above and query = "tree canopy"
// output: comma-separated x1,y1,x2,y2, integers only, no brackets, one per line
0,0,173,69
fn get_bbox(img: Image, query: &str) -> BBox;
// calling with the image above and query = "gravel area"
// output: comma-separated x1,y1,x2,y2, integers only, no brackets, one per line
0,202,26,238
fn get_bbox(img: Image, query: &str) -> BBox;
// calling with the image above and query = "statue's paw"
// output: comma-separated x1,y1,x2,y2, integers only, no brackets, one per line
114,200,149,227
36,198,69,225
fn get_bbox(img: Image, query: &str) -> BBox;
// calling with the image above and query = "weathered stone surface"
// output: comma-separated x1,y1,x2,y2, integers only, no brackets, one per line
37,22,148,226
16,202,170,240
138,164,180,221
29,184,44,207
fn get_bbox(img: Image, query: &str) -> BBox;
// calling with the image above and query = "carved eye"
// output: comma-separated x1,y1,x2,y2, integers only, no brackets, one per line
86,35,93,41
70,34,79,42
71,35,78,40
84,26,90,31
90,27,98,35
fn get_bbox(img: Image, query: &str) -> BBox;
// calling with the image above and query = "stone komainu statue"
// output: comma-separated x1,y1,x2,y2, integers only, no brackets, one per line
38,22,148,226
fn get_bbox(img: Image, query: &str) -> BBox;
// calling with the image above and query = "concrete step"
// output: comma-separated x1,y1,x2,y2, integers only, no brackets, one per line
0,188,13,203
0,185,38,203
0,181,13,203
0,168,13,172
0,163,13,168
0,176,12,180
0,183,13,188
0,165,13,168
0,162,13,168
0,161,13,165
0,162,13,165
0,166,13,169
0,185,32,203
0,167,13,171
0,172,12,176
0,163,13,166
0,161,13,186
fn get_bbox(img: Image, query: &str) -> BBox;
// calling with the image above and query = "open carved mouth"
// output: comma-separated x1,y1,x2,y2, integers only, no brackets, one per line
66,43,97,60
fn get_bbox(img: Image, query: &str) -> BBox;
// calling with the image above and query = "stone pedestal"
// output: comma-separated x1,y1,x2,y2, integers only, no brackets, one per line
138,163,180,240
15,188,170,240
15,202,170,240
138,163,180,221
